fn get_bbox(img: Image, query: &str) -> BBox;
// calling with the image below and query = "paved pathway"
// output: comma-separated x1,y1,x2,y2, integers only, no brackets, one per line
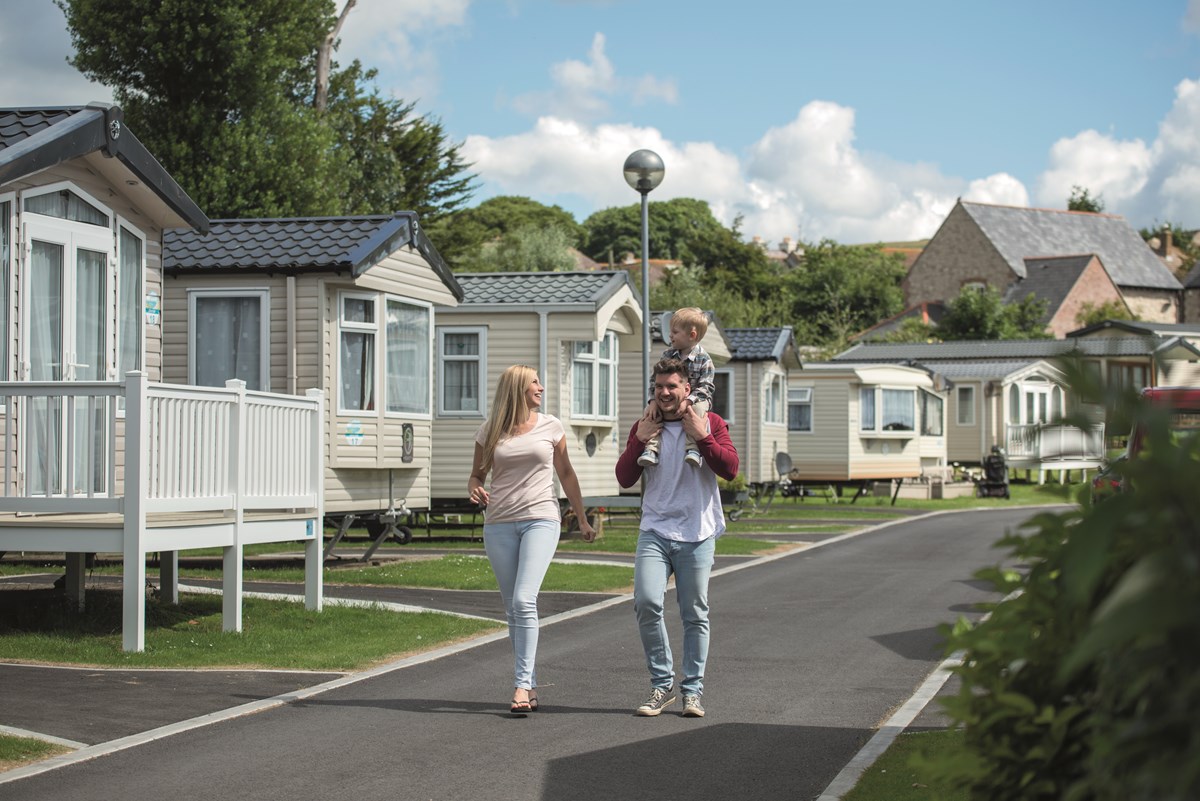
0,507,1052,799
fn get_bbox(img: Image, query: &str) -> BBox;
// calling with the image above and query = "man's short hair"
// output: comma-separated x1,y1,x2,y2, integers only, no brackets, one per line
653,357,690,383
671,307,708,340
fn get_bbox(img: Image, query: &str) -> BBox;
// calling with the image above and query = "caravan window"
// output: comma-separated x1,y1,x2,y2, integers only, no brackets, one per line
860,386,916,433
920,390,944,436
385,298,430,415
438,327,486,416
571,332,618,419
711,369,734,422
764,373,784,424
0,199,9,384
788,387,812,432
190,289,269,391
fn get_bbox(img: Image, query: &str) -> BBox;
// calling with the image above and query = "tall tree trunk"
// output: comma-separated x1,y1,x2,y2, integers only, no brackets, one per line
315,0,356,112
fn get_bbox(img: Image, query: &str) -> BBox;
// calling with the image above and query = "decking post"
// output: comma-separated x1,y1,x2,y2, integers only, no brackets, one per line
304,388,324,612
122,371,148,652
159,550,179,604
222,379,246,633
65,552,87,612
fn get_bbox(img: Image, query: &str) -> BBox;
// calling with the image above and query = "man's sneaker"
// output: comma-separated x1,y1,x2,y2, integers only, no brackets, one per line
637,450,659,467
682,695,705,717
684,448,702,466
636,687,676,716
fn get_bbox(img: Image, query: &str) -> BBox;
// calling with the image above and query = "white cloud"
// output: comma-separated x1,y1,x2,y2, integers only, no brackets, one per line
511,32,677,120
1033,77,1200,224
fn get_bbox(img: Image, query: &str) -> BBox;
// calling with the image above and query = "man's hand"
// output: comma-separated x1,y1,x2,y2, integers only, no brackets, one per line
636,408,663,444
681,403,709,443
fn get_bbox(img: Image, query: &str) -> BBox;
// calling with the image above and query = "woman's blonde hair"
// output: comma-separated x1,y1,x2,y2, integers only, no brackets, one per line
478,364,538,475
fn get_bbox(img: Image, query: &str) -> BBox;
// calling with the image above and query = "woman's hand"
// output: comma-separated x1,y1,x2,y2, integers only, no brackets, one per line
469,484,489,507
578,518,597,542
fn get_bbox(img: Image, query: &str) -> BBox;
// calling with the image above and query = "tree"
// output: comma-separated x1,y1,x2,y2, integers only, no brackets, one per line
59,0,475,222
783,240,907,348
1075,299,1138,328
437,196,582,271
937,286,1050,341
466,225,578,273
1067,185,1105,213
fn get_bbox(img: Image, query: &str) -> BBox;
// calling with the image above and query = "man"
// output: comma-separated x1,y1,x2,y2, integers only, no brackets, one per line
615,358,740,717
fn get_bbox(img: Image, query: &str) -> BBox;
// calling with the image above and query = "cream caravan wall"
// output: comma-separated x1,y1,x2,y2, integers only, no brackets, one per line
788,376,849,479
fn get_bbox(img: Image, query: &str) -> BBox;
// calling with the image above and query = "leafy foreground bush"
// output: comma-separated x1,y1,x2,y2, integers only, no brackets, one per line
938,401,1200,800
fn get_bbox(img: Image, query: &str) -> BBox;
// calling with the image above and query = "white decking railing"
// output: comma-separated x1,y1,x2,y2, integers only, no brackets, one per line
0,372,325,651
1005,422,1106,467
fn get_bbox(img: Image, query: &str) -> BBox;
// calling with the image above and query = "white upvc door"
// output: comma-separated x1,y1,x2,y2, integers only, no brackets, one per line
22,216,113,496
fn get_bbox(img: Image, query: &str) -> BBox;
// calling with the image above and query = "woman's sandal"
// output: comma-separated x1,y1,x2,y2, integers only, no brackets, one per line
511,694,532,715
528,693,539,712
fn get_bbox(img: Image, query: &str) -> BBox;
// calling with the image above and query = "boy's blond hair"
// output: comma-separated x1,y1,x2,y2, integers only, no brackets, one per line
670,307,708,342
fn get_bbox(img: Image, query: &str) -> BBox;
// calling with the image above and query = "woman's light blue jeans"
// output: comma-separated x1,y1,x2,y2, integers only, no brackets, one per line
483,518,560,690
633,530,715,697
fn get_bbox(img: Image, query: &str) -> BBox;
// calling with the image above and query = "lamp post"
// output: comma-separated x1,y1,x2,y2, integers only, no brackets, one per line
623,149,665,391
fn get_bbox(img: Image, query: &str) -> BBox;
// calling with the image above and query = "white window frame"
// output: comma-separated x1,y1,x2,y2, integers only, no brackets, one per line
788,386,813,433
712,368,735,423
337,290,379,414
383,296,432,418
571,331,618,421
859,385,917,435
187,288,270,391
21,181,111,229
115,217,146,388
437,325,487,417
764,371,785,425
920,388,944,437
0,192,13,391
957,385,976,426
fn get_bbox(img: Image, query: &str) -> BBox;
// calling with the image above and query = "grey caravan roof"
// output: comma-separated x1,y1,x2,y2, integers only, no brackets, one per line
724,327,797,362
1068,319,1200,339
961,201,1180,291
834,336,1200,363
163,214,462,300
454,270,634,307
0,103,208,231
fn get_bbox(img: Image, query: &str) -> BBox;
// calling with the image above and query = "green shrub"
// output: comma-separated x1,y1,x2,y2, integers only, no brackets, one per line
938,392,1200,800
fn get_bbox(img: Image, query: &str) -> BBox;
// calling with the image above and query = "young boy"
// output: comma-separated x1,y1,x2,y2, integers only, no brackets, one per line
637,307,716,467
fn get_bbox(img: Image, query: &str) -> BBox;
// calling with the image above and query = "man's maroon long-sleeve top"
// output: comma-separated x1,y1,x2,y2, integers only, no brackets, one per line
615,412,740,488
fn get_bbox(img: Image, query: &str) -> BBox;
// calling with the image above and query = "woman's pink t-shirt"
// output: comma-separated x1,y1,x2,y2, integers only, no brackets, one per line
474,414,565,523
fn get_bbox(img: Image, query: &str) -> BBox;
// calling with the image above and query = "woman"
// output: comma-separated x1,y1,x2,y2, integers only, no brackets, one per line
468,365,596,715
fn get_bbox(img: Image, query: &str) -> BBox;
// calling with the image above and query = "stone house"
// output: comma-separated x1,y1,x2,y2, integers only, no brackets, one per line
905,200,1182,324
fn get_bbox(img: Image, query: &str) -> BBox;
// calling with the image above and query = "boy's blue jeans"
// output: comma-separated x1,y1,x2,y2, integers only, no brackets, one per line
483,518,560,689
633,530,715,697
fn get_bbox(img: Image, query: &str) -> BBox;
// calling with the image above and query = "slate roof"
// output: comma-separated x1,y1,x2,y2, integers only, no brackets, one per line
960,201,1180,291
851,301,946,342
1006,255,1098,323
833,336,1198,363
725,327,796,362
163,214,461,299
454,271,633,307
0,103,208,231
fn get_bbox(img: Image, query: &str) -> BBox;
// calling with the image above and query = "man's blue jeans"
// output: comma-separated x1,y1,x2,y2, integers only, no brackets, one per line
483,518,560,690
633,530,716,697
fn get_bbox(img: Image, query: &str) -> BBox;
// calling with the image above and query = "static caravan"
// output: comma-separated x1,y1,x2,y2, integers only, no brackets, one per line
0,104,324,650
786,363,947,483
162,214,462,535
615,309,732,483
834,337,1200,474
720,327,802,487
431,270,643,504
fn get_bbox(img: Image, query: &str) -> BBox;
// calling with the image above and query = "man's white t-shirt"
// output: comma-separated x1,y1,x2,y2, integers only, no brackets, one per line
641,420,725,543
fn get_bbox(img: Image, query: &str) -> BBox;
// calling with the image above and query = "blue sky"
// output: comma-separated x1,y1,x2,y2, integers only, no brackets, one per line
3,0,1199,246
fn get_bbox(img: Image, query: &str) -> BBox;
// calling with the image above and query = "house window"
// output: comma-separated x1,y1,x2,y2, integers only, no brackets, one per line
385,298,430,414
711,369,734,422
190,289,269,391
788,387,812,432
920,390,944,436
572,332,618,418
117,225,144,381
764,373,784,424
438,326,486,416
860,386,916,432
957,386,976,426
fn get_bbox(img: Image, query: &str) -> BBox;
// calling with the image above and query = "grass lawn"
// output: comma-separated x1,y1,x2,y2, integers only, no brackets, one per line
842,729,967,801
0,589,501,670
0,734,70,771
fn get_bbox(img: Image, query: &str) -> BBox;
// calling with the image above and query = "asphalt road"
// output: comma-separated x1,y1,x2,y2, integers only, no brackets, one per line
1,507,1044,800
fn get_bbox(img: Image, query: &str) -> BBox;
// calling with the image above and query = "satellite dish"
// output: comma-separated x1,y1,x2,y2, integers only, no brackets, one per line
658,311,673,342
774,452,794,477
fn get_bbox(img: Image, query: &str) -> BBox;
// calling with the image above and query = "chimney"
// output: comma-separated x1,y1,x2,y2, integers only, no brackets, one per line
781,236,793,253
1163,224,1173,256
